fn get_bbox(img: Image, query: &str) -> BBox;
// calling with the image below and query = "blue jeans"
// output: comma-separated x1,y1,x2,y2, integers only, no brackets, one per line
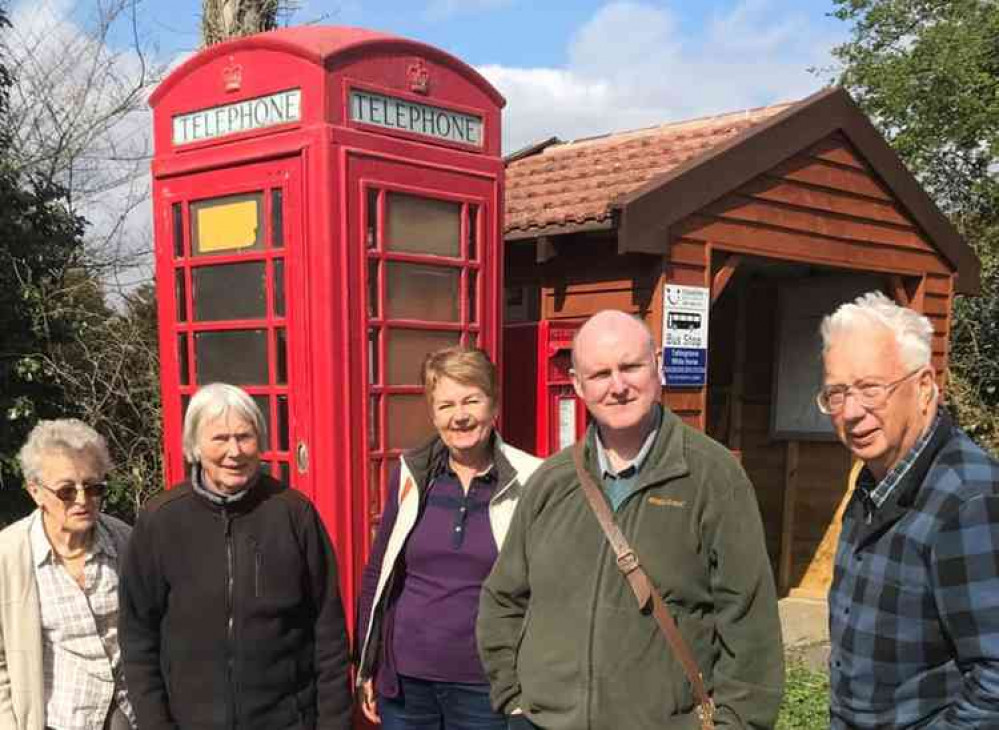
378,675,508,730
506,714,540,729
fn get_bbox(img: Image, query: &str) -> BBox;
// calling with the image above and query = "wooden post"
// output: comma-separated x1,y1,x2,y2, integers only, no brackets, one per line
711,254,743,305
888,274,909,306
779,440,800,595
729,282,748,451
910,274,927,313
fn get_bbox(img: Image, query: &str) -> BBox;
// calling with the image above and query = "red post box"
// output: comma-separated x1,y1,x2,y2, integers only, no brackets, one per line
502,320,587,457
149,27,505,625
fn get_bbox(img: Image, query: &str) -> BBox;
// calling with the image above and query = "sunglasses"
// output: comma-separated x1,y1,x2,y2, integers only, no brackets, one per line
39,482,108,502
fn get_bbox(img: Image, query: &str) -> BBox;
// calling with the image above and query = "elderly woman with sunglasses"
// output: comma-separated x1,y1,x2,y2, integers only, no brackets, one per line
0,419,135,730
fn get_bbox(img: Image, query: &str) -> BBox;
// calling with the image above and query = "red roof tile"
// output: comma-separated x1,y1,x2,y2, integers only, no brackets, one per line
504,101,797,237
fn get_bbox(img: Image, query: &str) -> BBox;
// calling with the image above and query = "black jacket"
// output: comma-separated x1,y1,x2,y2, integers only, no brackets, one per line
119,474,352,730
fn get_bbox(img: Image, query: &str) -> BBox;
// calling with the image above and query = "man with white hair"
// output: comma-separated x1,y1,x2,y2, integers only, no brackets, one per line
819,291,999,729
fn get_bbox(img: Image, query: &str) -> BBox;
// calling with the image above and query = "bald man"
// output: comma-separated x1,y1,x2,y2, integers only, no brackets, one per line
477,310,783,729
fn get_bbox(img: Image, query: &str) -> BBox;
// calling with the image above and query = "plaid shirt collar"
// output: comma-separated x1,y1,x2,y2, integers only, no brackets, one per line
29,510,116,567
856,411,942,520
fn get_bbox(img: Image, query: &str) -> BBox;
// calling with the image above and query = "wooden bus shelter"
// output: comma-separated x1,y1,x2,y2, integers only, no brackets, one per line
501,87,980,597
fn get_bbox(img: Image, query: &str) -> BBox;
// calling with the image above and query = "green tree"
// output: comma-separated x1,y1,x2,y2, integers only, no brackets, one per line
0,5,162,526
0,6,90,522
832,0,999,453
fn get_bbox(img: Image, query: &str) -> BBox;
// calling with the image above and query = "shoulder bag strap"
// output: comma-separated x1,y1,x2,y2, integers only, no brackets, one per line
572,440,716,730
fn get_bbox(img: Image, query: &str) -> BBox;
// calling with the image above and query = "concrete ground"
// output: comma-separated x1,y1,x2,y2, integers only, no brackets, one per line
779,596,830,672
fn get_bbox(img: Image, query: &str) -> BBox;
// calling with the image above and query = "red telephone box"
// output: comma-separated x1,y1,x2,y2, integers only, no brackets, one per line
149,27,505,623
502,320,587,457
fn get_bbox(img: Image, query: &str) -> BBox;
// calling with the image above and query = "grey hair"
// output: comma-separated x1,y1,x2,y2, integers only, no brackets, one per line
182,383,267,463
820,291,934,370
17,419,112,484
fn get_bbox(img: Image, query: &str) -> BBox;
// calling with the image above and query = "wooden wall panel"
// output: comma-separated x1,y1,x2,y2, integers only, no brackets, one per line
708,196,933,253
788,443,854,597
746,178,911,227
776,158,893,201
925,273,953,295
675,135,955,291
677,215,951,277
741,402,785,566
541,283,641,319
667,263,712,287
805,135,867,169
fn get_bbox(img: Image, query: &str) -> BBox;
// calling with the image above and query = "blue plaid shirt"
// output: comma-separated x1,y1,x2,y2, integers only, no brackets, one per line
854,412,941,522
829,410,999,729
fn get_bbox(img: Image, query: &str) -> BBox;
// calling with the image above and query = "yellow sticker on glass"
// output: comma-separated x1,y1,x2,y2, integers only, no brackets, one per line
195,198,260,254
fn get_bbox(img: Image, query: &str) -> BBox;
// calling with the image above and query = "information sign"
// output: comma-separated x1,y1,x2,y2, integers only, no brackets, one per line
662,284,710,387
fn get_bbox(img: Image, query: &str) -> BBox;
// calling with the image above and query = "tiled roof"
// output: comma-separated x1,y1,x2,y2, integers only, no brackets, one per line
505,101,798,237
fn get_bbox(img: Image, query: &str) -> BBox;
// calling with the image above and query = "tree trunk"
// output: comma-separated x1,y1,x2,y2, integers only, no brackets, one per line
202,0,281,46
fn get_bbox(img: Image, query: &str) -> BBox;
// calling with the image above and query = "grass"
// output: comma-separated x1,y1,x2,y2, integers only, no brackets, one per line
776,658,830,730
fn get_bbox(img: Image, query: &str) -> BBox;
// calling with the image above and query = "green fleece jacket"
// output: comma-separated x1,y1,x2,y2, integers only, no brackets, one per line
477,408,784,729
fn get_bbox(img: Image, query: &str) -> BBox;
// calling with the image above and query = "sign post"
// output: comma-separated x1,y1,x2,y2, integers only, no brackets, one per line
662,284,709,388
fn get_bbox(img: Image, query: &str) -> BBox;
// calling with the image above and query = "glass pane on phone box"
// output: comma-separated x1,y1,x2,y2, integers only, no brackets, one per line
193,262,266,321
252,395,270,452
386,395,434,450
385,262,460,321
276,395,289,451
468,271,478,323
368,459,382,516
275,328,288,385
273,259,285,317
467,204,479,260
386,329,460,385
175,269,187,322
178,334,190,385
385,192,460,257
191,193,263,256
271,189,284,249
195,329,268,385
172,203,185,257
368,394,380,449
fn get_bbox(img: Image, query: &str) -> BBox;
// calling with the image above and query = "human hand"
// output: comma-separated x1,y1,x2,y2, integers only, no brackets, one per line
359,679,380,724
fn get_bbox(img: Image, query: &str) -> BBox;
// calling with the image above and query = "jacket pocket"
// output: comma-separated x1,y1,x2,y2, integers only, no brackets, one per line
662,600,712,717
516,608,580,718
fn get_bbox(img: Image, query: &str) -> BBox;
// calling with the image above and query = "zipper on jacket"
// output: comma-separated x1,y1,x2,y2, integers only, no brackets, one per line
586,534,613,730
255,549,262,598
224,508,236,729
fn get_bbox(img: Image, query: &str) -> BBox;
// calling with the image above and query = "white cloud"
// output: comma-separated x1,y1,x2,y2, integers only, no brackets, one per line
5,0,164,291
478,0,846,153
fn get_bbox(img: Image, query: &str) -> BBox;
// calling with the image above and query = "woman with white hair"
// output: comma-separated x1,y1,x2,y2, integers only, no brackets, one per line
119,382,352,730
0,419,135,730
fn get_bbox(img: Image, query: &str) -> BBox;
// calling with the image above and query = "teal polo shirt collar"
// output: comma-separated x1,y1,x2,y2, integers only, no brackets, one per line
595,404,663,511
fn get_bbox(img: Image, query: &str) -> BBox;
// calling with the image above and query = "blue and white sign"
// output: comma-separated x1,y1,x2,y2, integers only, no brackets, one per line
662,284,710,388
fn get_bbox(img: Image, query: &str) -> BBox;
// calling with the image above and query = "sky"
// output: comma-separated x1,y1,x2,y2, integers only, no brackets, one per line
3,0,850,285
128,0,849,151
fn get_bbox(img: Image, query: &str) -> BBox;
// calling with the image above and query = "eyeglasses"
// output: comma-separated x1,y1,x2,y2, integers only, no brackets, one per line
816,368,924,415
39,482,108,503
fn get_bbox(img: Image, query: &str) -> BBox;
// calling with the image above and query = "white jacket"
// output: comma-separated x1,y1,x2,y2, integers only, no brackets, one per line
356,435,541,680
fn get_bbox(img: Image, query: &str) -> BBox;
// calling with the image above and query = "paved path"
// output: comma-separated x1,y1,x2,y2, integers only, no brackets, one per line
779,597,830,673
